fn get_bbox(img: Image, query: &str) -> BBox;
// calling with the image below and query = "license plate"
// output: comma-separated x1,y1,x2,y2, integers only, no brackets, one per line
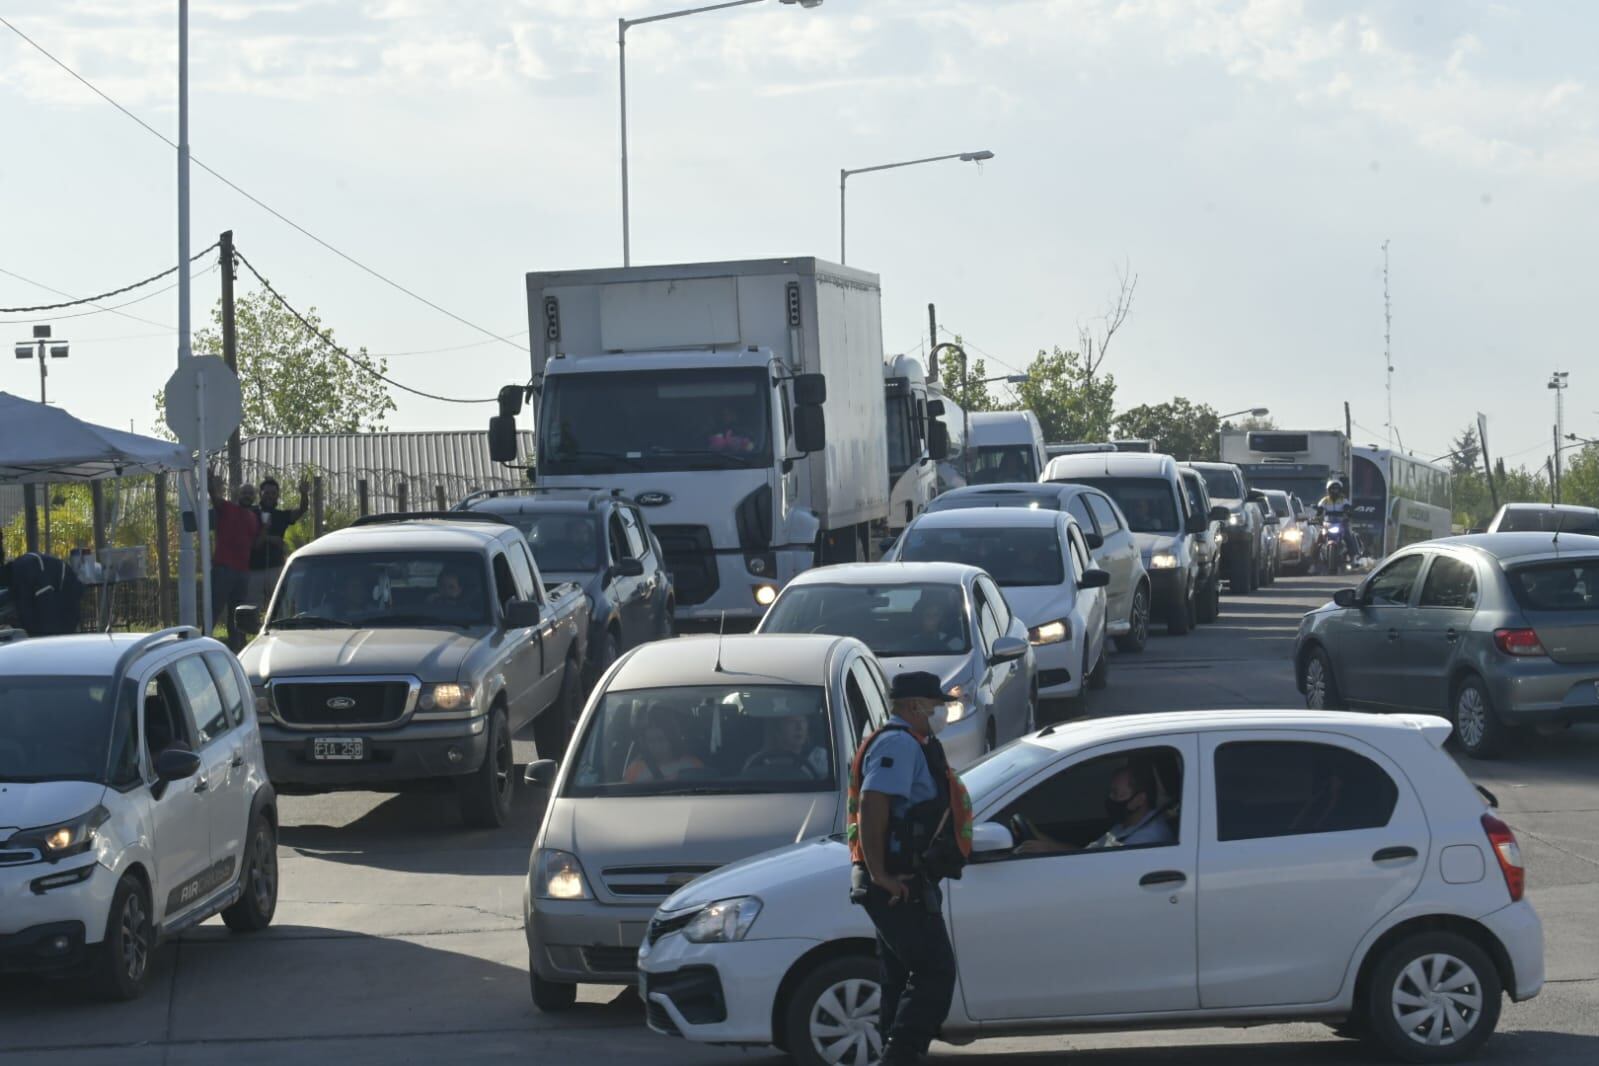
311,737,366,761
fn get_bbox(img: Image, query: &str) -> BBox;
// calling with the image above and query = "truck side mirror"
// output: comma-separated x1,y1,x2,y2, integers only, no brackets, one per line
488,415,520,464
612,558,646,580
928,420,950,461
793,373,827,406
794,406,826,454
503,598,541,629
1209,506,1231,523
234,605,261,635
497,384,525,418
926,399,945,416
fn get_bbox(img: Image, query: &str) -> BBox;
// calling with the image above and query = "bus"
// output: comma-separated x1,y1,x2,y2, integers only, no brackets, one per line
1218,429,1351,505
1350,446,1453,557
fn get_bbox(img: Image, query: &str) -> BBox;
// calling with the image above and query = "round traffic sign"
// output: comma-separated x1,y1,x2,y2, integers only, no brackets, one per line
164,356,242,454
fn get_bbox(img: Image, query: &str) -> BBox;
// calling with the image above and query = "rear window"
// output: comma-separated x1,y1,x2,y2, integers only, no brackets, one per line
1507,560,1599,612
900,524,1065,587
1062,477,1179,534
1198,467,1244,501
1496,508,1599,535
1266,495,1291,518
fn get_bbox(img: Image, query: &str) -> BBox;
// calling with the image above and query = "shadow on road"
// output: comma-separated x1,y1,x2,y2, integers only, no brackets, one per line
942,1029,1599,1064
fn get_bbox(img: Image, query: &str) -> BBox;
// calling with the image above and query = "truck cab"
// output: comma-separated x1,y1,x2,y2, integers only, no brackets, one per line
882,354,950,533
968,410,1048,484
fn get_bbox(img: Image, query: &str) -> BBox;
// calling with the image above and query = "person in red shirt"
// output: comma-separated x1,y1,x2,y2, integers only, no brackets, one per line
208,472,262,650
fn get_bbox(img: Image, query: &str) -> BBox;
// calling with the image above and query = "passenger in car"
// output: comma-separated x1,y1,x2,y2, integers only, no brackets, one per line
1018,764,1175,853
623,718,705,784
913,594,964,653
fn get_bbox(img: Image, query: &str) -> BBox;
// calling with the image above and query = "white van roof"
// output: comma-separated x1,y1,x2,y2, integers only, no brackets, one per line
968,410,1041,446
1043,452,1179,481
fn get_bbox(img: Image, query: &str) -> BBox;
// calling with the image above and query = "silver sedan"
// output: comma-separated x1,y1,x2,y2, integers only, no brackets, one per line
1294,532,1599,758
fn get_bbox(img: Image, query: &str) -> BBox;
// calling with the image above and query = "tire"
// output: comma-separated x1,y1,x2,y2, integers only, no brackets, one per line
1451,675,1510,759
1087,644,1109,691
1303,646,1344,710
531,969,579,1013
1165,582,1192,636
460,708,514,829
1362,932,1502,1063
659,601,675,640
533,654,582,761
1195,577,1220,624
94,876,154,1001
1116,584,1150,653
782,953,882,1066
587,630,620,693
1228,552,1251,594
983,718,997,754
222,811,278,932
1025,683,1038,733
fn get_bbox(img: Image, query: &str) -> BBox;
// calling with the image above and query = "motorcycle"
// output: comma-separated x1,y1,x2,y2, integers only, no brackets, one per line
1316,509,1348,575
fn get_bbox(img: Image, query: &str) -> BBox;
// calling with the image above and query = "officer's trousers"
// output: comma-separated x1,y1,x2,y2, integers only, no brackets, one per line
861,884,956,1054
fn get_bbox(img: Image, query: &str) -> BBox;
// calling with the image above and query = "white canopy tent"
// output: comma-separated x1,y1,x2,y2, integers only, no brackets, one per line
0,391,190,482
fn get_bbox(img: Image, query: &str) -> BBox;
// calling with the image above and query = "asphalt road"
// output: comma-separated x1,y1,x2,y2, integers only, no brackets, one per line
5,574,1597,1065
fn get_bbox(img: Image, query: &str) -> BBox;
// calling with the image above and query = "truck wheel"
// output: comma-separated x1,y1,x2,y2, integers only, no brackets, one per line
1362,931,1501,1063
534,654,582,760
94,875,154,1001
531,969,578,1013
782,954,882,1066
460,708,514,829
1115,585,1150,653
1166,583,1192,636
222,811,278,932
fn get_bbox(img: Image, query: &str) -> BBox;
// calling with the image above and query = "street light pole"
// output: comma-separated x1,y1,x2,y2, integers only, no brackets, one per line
13,326,68,554
619,0,822,266
839,150,994,264
1548,372,1569,503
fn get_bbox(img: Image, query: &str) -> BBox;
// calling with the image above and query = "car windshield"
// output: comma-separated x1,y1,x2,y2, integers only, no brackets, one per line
761,583,972,657
969,445,1037,485
508,512,600,573
1062,477,1179,534
899,524,1065,587
1198,468,1244,500
0,677,116,783
539,367,772,474
268,551,491,628
564,684,833,797
959,737,1056,805
1497,508,1599,535
1507,560,1599,611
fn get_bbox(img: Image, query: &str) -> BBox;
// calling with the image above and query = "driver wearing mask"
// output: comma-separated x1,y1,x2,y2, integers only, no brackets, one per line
1016,763,1174,853
743,700,829,779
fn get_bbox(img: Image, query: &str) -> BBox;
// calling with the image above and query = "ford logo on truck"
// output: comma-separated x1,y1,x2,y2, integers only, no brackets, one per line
636,492,672,507
325,696,357,711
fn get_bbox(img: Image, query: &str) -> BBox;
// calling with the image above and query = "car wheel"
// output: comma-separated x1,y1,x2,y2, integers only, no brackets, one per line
1363,932,1502,1063
460,708,514,829
1195,577,1220,624
1025,683,1038,732
783,954,882,1066
1116,584,1150,653
659,602,675,640
1166,583,1192,636
587,631,620,693
530,969,578,1012
1303,646,1344,710
1228,553,1251,594
984,717,997,754
94,876,154,1001
222,811,278,932
1087,645,1109,691
1452,675,1509,760
534,653,582,760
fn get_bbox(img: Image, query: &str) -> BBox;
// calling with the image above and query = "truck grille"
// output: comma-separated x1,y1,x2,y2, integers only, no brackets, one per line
272,680,412,727
602,865,720,898
651,525,718,607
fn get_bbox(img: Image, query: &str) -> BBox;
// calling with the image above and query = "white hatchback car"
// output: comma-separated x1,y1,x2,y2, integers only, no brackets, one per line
638,710,1543,1066
0,628,278,999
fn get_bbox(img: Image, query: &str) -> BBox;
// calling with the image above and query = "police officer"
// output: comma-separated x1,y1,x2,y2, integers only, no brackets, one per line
848,671,963,1065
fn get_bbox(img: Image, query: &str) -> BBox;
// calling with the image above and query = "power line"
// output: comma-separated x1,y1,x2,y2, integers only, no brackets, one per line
372,331,530,359
234,249,497,406
1,14,523,353
0,267,173,331
0,242,218,313
936,326,1029,376
3,263,216,325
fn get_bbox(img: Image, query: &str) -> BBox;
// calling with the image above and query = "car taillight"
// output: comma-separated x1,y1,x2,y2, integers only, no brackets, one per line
1493,628,1546,657
1481,813,1525,902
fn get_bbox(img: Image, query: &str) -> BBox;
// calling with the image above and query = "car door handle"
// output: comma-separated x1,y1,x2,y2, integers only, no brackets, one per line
1139,870,1187,888
230,750,245,768
193,777,210,794
1372,846,1418,863
1387,628,1400,642
1445,628,1459,644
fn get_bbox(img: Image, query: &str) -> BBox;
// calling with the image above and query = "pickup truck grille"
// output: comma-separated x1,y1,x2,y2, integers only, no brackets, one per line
651,525,718,607
602,865,720,898
272,680,412,727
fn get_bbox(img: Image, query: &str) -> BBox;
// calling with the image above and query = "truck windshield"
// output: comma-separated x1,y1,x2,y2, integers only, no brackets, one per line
540,367,772,474
0,677,116,783
969,445,1036,484
1198,468,1245,501
564,684,833,797
762,582,972,657
268,551,492,628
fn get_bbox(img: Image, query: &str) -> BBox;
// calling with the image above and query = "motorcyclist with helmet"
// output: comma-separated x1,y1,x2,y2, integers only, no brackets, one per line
1315,479,1361,569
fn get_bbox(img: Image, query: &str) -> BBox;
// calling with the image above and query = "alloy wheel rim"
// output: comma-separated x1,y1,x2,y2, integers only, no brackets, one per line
1133,592,1149,643
1306,658,1327,709
251,825,278,912
495,727,513,802
1391,952,1484,1047
121,891,149,981
810,977,882,1066
1457,687,1487,748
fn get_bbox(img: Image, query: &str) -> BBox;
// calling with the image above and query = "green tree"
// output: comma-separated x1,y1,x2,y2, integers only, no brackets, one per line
936,343,996,413
1226,414,1278,433
1114,397,1221,461
1449,424,1482,476
154,287,396,436
1562,444,1599,508
1010,346,1117,443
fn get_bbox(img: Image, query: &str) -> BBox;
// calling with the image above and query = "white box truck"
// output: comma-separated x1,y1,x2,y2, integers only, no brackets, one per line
509,257,889,624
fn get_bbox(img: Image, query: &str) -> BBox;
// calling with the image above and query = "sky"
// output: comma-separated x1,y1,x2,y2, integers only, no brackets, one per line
3,0,1597,471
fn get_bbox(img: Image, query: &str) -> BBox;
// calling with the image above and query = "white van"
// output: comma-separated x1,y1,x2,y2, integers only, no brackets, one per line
968,411,1048,484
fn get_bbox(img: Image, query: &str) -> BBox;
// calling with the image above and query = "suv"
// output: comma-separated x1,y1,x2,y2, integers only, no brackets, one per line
1177,468,1224,624
1043,452,1216,636
457,488,674,686
1186,462,1264,593
1,628,278,1000
239,513,590,827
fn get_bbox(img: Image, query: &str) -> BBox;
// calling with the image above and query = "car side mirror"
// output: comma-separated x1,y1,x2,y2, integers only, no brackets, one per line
971,821,1015,856
928,420,950,461
1209,506,1231,523
1186,512,1207,535
613,558,646,579
504,598,541,629
990,635,1028,663
1333,587,1360,609
234,605,261,635
523,758,558,789
794,405,826,454
1079,568,1111,590
1264,514,1280,526
155,747,201,783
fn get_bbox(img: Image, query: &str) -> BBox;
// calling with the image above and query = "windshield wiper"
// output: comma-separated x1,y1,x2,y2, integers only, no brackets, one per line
648,785,750,796
548,449,643,470
269,614,353,629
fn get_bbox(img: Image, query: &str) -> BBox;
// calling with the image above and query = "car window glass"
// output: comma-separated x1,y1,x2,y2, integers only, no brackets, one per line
1066,494,1096,534
620,508,648,558
1087,493,1122,533
1507,560,1599,611
857,658,891,728
203,651,248,728
107,681,142,787
1365,554,1425,606
608,513,634,561
515,541,545,601
1215,741,1399,841
503,540,537,600
173,654,230,746
1419,556,1479,610
143,669,195,765
843,669,872,746
973,585,1001,653
1067,527,1089,577
976,575,1011,630
491,553,519,611
994,745,1183,854
1181,475,1206,519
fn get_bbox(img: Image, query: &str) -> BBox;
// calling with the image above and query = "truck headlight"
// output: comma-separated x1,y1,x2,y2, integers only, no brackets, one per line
1149,552,1179,570
684,897,762,943
13,806,111,863
753,584,778,607
1028,619,1071,645
419,683,476,712
534,849,592,901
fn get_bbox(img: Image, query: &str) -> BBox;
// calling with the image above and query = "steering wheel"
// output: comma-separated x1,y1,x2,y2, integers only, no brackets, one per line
1008,812,1039,845
744,751,810,777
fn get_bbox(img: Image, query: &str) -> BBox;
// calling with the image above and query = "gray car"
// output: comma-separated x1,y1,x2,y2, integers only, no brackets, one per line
519,633,891,1011
1295,532,1599,758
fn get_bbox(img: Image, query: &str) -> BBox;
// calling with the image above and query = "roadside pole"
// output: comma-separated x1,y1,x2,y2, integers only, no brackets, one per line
175,0,197,626
222,230,241,493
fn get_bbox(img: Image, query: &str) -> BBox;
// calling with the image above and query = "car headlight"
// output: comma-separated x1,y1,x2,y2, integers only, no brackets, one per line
753,584,778,607
533,849,592,901
1227,513,1242,526
1282,528,1303,543
418,682,476,712
1028,619,1071,645
684,897,762,943
12,806,111,863
1149,552,1179,570
943,684,976,723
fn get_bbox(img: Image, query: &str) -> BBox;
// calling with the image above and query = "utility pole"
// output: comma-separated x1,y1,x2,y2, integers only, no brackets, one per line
221,231,241,493
1382,240,1394,448
1477,412,1500,513
927,303,938,378
176,0,199,628
1548,371,1569,504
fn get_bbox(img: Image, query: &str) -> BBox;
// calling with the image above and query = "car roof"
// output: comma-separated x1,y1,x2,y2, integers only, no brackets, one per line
935,482,1090,504
468,496,601,515
785,561,982,587
910,507,1066,530
1496,502,1599,516
295,519,512,556
608,633,856,690
1018,708,1452,753
1183,461,1239,473
1045,452,1177,479
1428,532,1599,563
0,630,221,678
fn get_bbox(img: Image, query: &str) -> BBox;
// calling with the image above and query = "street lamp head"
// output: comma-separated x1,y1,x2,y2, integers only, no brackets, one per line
779,0,824,7
14,345,32,360
49,345,70,359
1005,374,1028,384
1250,407,1269,416
960,150,995,162
31,325,51,339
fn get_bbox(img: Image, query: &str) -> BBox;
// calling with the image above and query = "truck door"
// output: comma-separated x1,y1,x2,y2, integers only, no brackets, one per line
613,507,651,647
495,549,545,731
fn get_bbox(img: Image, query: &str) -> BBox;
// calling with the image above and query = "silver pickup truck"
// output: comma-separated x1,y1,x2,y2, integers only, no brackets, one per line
238,513,589,828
